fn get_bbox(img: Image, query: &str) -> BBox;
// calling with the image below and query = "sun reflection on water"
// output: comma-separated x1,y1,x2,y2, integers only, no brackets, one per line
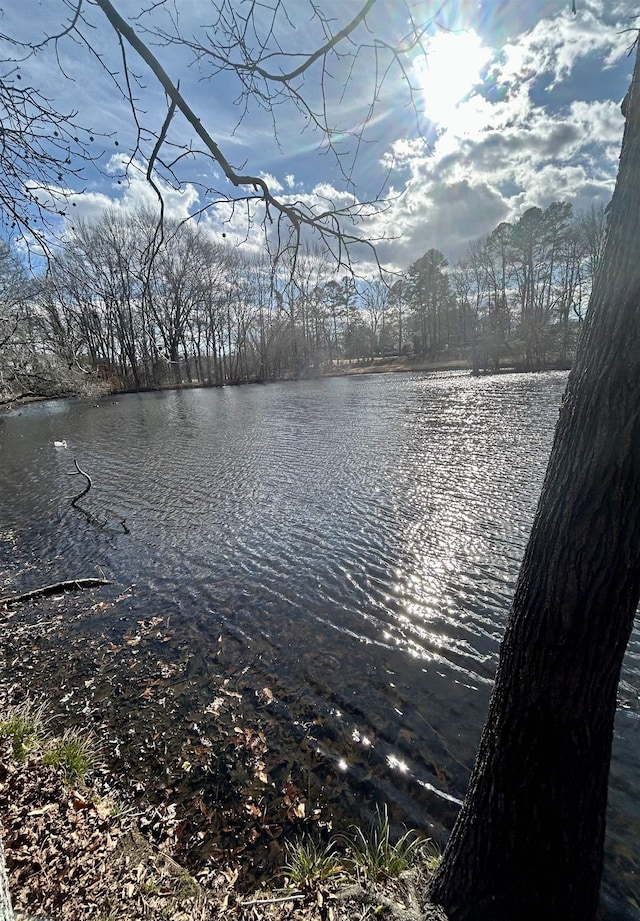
381,374,560,683
386,753,410,774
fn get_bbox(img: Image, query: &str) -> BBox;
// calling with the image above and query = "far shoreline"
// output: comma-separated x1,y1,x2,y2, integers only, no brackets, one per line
1,356,574,413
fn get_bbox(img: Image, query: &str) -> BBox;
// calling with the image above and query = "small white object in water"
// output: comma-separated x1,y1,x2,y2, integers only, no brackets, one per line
53,440,68,449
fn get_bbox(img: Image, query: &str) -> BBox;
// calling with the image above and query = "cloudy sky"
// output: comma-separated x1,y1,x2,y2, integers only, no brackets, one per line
2,0,638,270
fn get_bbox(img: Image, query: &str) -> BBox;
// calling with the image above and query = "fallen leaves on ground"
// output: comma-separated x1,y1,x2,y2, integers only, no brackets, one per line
0,738,218,920
0,737,444,921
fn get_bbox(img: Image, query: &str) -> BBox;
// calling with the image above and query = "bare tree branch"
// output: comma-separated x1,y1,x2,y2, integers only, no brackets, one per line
0,1,431,268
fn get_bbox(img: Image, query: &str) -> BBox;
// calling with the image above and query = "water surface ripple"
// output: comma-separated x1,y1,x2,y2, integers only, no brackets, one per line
1,370,638,918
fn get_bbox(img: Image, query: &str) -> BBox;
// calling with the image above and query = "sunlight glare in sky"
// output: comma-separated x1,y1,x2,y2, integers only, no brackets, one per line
415,29,492,128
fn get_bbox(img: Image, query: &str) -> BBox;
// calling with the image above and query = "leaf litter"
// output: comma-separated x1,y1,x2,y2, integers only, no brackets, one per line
0,585,448,920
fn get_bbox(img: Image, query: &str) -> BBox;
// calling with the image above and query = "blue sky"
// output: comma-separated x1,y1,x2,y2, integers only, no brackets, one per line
2,0,638,270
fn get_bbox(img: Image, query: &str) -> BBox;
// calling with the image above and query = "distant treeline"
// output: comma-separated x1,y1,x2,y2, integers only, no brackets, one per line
0,201,605,402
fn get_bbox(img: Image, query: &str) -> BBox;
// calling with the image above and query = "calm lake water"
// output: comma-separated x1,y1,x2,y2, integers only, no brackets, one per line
1,370,639,917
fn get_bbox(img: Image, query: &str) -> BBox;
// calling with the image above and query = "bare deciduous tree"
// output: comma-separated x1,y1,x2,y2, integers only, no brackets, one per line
1,0,429,263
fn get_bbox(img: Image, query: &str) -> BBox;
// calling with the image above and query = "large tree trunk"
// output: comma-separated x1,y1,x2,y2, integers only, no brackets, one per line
429,38,640,921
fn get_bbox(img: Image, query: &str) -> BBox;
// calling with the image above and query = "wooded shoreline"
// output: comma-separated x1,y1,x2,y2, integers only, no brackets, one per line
0,355,575,414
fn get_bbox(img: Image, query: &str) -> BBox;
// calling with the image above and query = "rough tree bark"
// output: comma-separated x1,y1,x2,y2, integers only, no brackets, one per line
429,36,640,921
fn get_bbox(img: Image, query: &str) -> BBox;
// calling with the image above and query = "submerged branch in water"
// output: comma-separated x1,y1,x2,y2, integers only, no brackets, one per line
0,578,111,608
68,459,92,506
67,459,129,534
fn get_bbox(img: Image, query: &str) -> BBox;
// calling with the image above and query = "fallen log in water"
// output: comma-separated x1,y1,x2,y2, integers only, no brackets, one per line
0,578,111,608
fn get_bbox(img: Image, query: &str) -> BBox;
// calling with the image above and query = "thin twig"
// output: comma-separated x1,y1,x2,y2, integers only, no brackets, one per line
240,893,306,906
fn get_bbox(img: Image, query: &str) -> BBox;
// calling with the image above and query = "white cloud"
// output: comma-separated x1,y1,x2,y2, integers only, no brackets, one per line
30,156,202,242
9,0,635,276
259,172,284,193
497,5,633,89
516,163,615,211
362,5,632,269
79,159,199,221
381,139,429,171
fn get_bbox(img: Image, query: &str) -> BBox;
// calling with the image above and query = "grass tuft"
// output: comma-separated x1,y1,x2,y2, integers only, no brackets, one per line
0,699,48,759
43,727,99,782
282,835,347,891
424,849,442,875
348,804,432,882
280,805,441,895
